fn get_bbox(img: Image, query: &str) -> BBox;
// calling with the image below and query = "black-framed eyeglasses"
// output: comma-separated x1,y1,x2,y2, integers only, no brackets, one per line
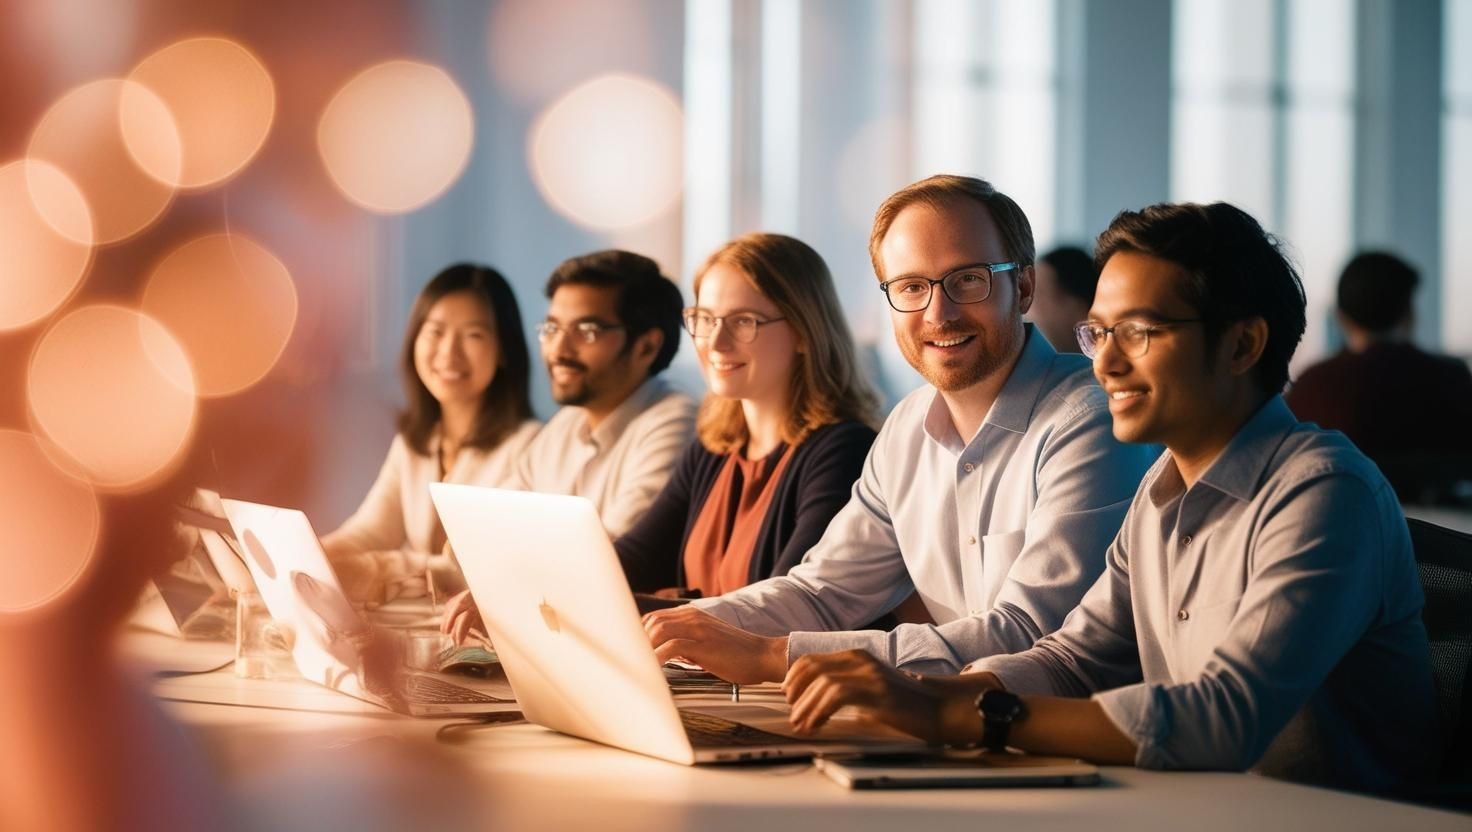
879,262,1019,312
534,320,625,345
682,309,787,344
1074,318,1204,359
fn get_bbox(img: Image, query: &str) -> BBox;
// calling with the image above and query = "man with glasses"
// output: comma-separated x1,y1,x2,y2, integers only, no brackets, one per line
511,249,696,536
643,175,1156,682
779,202,1436,794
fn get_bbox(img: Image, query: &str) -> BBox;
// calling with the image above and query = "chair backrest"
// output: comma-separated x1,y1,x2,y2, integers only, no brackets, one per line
1408,517,1472,778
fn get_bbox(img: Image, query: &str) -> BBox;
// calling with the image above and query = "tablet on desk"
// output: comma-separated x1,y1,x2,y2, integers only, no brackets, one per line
815,750,1101,789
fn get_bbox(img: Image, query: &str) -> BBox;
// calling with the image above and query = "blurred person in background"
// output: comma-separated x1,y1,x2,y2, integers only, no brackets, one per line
1026,245,1099,354
1286,251,1472,502
324,263,540,604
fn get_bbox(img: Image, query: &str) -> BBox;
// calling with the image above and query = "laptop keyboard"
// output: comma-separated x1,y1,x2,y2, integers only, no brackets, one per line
401,673,511,704
680,710,796,747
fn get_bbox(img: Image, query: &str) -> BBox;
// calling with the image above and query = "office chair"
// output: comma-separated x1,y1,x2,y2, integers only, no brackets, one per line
1407,517,1472,810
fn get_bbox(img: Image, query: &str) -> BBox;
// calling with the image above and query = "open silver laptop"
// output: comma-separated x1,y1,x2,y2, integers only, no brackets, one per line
430,483,925,764
219,498,509,717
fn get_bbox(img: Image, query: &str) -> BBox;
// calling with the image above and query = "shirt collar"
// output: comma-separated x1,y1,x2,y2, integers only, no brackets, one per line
921,324,1062,451
577,375,670,451
1148,395,1298,507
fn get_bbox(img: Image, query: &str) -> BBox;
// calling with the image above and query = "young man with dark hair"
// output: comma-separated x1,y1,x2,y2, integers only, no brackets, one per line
1028,245,1099,354
442,249,696,639
642,175,1155,683
782,202,1437,795
1287,251,1472,499
517,249,695,535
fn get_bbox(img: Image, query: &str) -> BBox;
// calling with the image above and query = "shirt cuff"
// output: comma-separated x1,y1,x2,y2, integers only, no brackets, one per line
963,653,1063,696
1092,682,1170,767
787,630,888,667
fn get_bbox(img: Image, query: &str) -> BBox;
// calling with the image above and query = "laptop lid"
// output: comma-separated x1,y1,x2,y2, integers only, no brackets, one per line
218,498,509,717
430,484,924,765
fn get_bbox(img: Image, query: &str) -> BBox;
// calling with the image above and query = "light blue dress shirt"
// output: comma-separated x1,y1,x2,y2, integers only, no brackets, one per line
694,327,1157,673
970,397,1438,791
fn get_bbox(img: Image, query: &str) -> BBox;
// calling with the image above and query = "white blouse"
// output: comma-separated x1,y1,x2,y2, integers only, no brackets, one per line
322,419,541,559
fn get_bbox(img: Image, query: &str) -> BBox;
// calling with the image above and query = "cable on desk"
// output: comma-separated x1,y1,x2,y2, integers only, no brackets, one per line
153,658,236,678
435,712,527,744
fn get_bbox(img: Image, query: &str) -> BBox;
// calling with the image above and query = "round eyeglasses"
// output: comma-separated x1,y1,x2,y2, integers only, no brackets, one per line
534,320,625,345
1074,318,1204,359
682,309,786,344
878,262,1019,313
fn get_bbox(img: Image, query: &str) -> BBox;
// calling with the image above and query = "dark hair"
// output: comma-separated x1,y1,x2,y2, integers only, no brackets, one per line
398,263,534,455
1094,202,1306,397
1040,245,1099,305
870,174,1035,278
544,249,683,375
1336,251,1418,333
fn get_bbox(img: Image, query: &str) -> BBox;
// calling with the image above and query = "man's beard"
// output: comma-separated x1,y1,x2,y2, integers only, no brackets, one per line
548,358,593,406
898,305,1023,393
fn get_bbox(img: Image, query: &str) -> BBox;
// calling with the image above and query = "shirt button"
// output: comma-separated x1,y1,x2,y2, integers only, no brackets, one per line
963,463,975,473
968,536,977,546
1180,534,1193,546
1177,609,1189,621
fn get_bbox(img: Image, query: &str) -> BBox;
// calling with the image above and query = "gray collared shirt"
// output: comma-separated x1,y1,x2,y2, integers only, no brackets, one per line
970,396,1438,791
512,376,696,537
694,327,1157,674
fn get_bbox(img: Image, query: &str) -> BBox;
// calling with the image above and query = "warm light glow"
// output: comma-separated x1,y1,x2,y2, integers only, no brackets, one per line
317,60,474,214
486,0,656,104
27,79,180,245
28,306,197,492
126,36,276,189
0,430,101,614
529,74,684,231
141,233,298,397
0,160,94,331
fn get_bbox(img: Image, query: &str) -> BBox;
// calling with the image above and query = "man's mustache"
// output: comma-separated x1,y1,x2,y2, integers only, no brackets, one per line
549,359,588,373
918,323,977,341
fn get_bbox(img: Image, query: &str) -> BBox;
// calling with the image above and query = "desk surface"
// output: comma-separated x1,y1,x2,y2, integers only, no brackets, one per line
147,658,1468,832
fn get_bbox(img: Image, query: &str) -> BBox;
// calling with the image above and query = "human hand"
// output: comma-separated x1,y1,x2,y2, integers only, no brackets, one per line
332,550,427,606
641,606,787,685
782,649,991,743
439,589,483,645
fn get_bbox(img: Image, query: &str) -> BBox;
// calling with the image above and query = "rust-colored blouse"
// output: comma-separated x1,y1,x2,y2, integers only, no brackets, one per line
681,446,795,597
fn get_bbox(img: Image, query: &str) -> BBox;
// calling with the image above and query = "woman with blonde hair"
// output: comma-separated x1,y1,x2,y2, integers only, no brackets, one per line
615,233,879,601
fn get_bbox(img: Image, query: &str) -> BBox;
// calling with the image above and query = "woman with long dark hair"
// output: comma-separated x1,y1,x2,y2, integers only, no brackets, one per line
325,263,538,603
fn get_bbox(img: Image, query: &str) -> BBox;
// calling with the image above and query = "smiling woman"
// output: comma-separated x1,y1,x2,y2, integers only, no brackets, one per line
321,264,540,604
614,233,880,600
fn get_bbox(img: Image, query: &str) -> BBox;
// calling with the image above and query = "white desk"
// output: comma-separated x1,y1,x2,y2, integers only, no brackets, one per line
148,661,1468,832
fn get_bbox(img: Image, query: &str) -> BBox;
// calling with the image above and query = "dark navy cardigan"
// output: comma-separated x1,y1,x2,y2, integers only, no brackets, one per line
614,419,876,594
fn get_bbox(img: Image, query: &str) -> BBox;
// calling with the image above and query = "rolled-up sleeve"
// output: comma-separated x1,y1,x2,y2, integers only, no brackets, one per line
1093,470,1387,771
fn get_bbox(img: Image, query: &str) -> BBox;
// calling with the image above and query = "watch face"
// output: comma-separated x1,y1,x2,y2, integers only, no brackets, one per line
980,689,1024,721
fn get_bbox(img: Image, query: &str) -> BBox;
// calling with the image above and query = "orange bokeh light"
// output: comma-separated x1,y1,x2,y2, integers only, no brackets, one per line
126,36,276,189
26,79,180,245
0,160,94,331
28,306,197,492
317,59,474,214
142,233,298,397
529,74,684,231
0,430,101,614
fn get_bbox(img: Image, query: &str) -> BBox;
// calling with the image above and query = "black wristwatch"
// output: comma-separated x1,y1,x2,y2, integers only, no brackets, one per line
975,689,1025,752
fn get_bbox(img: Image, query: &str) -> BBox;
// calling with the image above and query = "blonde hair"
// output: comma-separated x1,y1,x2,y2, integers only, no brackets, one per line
869,174,1035,280
692,233,880,454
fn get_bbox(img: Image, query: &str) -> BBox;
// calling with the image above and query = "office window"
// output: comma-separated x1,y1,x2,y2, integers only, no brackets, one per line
912,0,1058,247
1171,0,1355,368
1445,0,1472,354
